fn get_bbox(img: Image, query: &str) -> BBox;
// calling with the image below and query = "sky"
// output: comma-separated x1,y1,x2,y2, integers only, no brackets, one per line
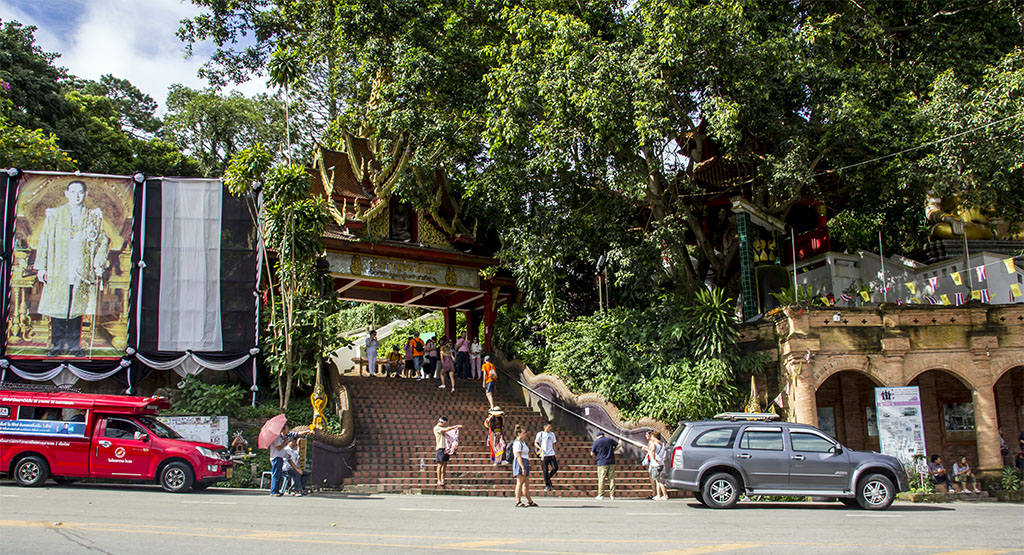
0,0,267,112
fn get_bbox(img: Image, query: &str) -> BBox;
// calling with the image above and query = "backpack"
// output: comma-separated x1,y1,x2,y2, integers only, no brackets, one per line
503,439,517,464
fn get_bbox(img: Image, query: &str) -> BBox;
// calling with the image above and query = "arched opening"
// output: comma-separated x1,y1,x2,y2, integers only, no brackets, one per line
814,371,882,451
995,366,1023,466
908,370,977,467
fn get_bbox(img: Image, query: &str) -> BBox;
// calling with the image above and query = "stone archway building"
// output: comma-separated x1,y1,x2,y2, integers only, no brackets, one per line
740,304,1024,474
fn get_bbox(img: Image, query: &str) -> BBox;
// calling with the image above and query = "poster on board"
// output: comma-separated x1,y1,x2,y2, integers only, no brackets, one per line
156,415,228,447
5,173,134,359
874,386,926,470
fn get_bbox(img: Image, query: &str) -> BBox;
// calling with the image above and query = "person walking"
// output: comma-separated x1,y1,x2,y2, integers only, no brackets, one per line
454,332,471,379
365,330,379,377
643,430,669,500
438,343,456,391
482,355,497,408
534,422,558,491
469,337,483,379
433,416,463,487
484,407,505,465
590,432,618,500
512,425,538,507
268,424,312,497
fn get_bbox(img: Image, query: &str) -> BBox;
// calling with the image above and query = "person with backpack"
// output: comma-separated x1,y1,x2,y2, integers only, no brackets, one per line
511,425,538,507
409,332,425,379
484,407,505,465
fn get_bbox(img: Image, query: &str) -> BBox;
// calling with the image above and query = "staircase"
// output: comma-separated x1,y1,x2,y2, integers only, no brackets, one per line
340,374,660,498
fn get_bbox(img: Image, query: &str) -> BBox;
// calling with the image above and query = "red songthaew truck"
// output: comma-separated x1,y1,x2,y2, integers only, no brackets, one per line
0,388,232,492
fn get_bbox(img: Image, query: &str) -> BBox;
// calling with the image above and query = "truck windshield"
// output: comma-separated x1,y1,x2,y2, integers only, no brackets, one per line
136,416,183,439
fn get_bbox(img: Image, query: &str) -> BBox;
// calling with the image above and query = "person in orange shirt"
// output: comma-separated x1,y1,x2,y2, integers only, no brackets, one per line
407,332,425,380
482,355,497,408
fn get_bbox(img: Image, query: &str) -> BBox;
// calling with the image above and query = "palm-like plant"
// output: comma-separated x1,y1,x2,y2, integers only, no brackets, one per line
267,46,304,162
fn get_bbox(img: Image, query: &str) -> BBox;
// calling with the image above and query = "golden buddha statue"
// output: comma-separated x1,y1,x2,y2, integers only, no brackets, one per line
926,193,1024,241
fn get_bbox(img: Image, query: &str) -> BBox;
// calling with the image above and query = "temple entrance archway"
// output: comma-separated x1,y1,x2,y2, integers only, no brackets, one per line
908,369,978,467
814,371,882,451
994,366,1023,466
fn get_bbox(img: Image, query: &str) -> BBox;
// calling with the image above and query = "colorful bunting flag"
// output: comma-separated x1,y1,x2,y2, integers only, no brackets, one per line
928,277,938,290
925,296,938,305
860,291,871,302
954,292,963,306
840,294,853,303
878,286,889,293
1004,258,1016,274
976,266,987,282
1012,283,1022,299
819,295,830,306
971,290,981,300
905,282,917,295
940,294,951,305
896,298,905,306
951,272,962,286
910,298,921,304
980,289,990,302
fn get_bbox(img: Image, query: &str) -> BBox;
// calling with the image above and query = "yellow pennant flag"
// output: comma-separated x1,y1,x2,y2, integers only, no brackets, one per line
1005,258,1016,274
905,282,917,295
819,295,829,306
971,290,982,300
950,272,962,286
860,290,871,302
1012,283,1022,297
909,297,921,304
940,294,951,305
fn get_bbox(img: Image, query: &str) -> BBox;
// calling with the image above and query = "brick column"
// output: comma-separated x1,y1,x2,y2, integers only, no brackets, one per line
973,385,1003,473
792,371,818,427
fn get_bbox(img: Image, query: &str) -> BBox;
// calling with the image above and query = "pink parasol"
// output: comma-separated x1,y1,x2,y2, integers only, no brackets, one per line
257,414,287,449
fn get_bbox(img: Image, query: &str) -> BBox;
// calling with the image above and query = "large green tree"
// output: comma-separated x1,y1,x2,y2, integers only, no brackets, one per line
180,0,1024,320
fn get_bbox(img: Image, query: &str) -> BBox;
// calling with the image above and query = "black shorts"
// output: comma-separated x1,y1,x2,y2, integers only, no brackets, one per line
405,360,414,370
436,449,450,463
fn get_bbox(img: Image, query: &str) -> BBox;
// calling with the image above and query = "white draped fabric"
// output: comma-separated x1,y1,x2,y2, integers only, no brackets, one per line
158,179,223,351
4,361,124,383
134,352,252,377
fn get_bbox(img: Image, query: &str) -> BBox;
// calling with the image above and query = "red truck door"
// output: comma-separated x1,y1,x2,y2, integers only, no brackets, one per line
91,417,155,478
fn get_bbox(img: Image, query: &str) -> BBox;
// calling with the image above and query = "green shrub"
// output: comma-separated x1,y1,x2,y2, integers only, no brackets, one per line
170,376,246,417
1001,466,1022,491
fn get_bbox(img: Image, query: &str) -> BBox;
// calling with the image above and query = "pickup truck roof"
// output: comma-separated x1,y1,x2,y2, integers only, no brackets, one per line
0,390,170,414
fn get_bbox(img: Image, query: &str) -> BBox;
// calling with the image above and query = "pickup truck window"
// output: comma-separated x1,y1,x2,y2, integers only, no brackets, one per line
136,416,183,439
739,430,783,451
105,417,144,439
790,431,835,453
692,428,736,448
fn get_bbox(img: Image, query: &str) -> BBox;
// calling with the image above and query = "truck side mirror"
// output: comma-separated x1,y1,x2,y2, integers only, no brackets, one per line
829,445,843,455
134,431,149,442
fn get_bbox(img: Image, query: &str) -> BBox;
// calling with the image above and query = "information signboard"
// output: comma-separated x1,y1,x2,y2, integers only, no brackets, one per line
157,415,228,447
874,386,926,470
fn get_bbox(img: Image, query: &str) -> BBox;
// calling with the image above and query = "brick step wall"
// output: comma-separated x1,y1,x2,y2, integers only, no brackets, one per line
340,375,659,498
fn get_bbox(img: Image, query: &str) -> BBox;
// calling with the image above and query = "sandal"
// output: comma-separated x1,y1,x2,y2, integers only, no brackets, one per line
527,501,538,507
515,502,526,507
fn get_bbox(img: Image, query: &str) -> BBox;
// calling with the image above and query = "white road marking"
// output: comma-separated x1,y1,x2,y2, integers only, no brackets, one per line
626,512,686,516
844,513,903,517
398,508,462,513
182,501,238,505
0,494,17,498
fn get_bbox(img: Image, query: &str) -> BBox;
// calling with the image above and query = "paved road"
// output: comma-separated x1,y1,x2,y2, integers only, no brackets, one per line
1,483,1022,554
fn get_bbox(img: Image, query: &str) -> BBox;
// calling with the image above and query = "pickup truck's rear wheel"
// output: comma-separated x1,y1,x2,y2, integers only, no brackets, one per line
14,455,50,487
160,462,194,493
701,472,740,509
856,473,894,510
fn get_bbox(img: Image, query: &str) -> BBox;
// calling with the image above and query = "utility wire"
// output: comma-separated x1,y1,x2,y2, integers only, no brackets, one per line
812,111,1024,178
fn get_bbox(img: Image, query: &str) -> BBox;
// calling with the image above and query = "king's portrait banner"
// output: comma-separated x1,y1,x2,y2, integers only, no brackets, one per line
6,173,134,359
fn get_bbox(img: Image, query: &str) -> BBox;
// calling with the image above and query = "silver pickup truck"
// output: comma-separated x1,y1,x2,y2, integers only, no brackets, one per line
660,413,909,510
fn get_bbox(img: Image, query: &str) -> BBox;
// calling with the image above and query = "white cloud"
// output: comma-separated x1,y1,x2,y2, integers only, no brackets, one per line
1,0,269,112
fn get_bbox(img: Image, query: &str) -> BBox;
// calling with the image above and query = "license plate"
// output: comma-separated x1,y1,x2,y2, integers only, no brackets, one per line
225,467,232,479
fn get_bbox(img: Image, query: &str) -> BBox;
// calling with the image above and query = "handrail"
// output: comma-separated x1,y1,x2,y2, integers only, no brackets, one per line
493,357,655,449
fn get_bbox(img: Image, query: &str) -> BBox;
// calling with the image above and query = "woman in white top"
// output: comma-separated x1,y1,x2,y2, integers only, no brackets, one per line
512,425,537,507
644,430,669,500
365,330,379,376
469,339,483,379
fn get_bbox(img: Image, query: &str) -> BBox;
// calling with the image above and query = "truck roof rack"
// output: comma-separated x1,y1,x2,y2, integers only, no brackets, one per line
713,412,780,422
0,381,81,393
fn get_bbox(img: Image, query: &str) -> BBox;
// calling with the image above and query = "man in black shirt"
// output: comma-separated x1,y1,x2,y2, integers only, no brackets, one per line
590,432,618,500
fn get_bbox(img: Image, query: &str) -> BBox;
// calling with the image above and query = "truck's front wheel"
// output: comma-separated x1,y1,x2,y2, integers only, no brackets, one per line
14,455,50,487
160,462,194,493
